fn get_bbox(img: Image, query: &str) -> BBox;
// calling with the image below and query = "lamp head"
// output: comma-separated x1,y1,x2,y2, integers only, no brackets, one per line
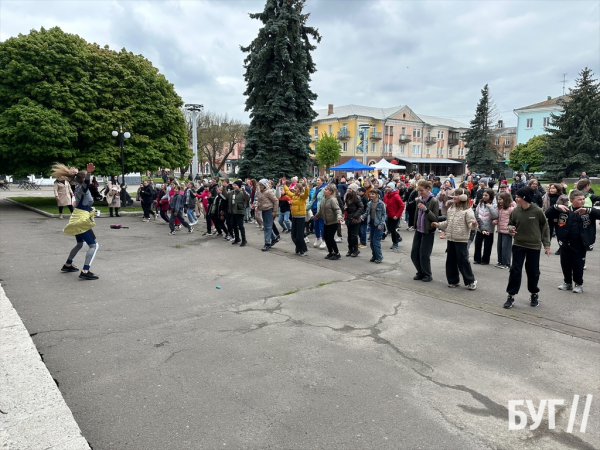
124,132,131,139
112,130,118,137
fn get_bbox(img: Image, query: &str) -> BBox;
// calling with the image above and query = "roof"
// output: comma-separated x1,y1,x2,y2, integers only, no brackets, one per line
313,104,469,129
492,126,517,136
415,114,469,129
515,95,570,111
395,157,464,164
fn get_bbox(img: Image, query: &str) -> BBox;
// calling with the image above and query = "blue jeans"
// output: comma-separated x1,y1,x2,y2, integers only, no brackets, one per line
278,211,291,231
187,208,197,224
314,217,324,239
262,209,276,245
369,222,383,260
359,222,367,245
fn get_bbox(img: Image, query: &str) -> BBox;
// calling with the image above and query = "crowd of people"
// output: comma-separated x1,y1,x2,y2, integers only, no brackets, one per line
54,165,599,310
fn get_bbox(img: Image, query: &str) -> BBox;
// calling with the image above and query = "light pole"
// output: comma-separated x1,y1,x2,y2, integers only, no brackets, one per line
185,103,204,178
111,124,131,190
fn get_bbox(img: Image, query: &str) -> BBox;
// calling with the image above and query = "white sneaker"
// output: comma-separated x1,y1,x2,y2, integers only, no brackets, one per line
314,239,321,247
304,237,310,243
572,284,583,294
335,237,343,242
319,241,326,249
558,283,573,291
467,280,477,290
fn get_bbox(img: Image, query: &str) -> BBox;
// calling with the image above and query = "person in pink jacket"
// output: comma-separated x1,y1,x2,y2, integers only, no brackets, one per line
493,192,515,269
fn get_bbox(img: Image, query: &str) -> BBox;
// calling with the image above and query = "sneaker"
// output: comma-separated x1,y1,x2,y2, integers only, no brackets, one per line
421,276,433,282
324,253,332,260
330,253,341,260
572,284,583,294
555,248,561,255
390,244,398,250
300,251,308,256
61,264,79,273
413,274,424,280
313,239,320,247
370,256,376,262
261,245,271,251
494,262,503,268
188,227,194,233
503,296,514,309
335,237,343,242
240,241,247,247
142,218,149,222
374,258,383,264
304,237,309,243
169,231,176,235
558,283,573,291
467,280,477,290
215,233,223,237
407,226,415,231
358,244,366,248
319,241,326,249
530,293,539,307
225,235,232,241
351,250,360,257
79,271,99,280
176,225,182,230
202,232,212,236
232,240,240,245
473,261,481,265
273,236,280,244
501,265,510,269
448,283,460,288
346,252,352,257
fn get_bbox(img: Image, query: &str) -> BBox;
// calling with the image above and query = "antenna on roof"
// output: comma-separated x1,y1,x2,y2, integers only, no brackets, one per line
559,73,568,96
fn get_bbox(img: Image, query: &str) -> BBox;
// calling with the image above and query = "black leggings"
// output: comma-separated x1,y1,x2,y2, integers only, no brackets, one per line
324,223,339,255
142,202,153,219
58,205,74,214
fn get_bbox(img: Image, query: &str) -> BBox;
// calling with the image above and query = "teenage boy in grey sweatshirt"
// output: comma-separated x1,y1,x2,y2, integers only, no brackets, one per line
503,187,550,309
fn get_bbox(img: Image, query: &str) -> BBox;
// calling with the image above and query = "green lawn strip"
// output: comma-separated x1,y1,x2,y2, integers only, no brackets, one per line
8,197,143,214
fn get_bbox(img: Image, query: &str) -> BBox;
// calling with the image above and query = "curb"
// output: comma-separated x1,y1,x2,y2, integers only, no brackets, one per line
0,283,90,449
4,198,143,218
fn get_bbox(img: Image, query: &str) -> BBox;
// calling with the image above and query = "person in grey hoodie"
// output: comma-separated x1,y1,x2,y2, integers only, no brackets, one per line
473,189,498,265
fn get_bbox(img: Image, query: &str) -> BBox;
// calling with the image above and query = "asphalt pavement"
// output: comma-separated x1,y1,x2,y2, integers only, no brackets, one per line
0,189,599,450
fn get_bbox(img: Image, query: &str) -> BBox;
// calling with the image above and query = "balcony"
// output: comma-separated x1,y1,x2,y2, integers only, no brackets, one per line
337,129,350,140
503,142,512,148
448,138,459,147
369,131,382,140
424,137,437,145
311,135,318,141
398,134,412,144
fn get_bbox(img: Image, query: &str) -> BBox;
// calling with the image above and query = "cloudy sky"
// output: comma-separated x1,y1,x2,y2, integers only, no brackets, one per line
1,0,598,127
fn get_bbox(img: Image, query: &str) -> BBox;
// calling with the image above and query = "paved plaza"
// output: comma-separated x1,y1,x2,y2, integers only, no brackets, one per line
1,189,599,449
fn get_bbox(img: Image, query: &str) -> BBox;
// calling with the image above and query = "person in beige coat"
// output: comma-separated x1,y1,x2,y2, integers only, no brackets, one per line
314,183,343,260
54,177,74,219
107,175,121,217
432,188,478,290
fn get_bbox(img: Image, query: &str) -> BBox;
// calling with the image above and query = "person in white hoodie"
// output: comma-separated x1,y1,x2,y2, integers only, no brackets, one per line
473,189,498,265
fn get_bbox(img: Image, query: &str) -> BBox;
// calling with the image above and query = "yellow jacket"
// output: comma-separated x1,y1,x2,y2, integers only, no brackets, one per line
283,185,309,217
63,208,96,236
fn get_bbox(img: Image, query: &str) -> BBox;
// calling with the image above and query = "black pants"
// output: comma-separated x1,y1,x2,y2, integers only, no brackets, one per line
506,245,540,296
407,206,416,227
58,205,73,214
142,202,153,219
347,222,359,253
160,209,169,222
109,207,120,216
213,215,225,235
474,232,494,264
232,214,246,242
560,241,586,285
324,223,339,255
272,222,280,238
411,232,435,278
387,217,401,244
226,213,234,237
446,241,475,285
291,217,307,253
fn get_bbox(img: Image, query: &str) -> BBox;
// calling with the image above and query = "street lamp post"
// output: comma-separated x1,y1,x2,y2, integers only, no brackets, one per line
184,103,204,178
111,123,131,196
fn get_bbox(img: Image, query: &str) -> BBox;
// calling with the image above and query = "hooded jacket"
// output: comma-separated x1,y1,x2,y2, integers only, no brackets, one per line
383,190,405,219
283,185,310,217
314,195,342,225
435,206,477,242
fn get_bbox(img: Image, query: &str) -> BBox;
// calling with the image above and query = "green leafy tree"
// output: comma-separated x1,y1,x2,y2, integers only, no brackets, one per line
464,84,500,173
0,27,189,178
315,133,341,172
542,67,600,179
238,0,321,179
508,135,545,172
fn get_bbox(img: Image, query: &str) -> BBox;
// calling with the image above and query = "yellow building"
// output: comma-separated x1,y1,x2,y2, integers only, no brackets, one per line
310,104,469,176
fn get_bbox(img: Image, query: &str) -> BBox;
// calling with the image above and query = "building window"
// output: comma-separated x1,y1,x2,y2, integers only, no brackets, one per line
385,126,389,135
458,148,464,156
342,142,347,153
400,144,405,155
543,117,550,127
526,118,533,128
426,146,431,155
226,163,232,173
448,149,452,156
437,147,443,155
504,138,510,146
389,126,393,136
328,125,332,134
413,129,421,138
371,143,376,153
204,163,210,174
412,145,421,155
313,126,318,137
504,150,509,157
342,123,347,129
437,130,444,139
495,138,500,145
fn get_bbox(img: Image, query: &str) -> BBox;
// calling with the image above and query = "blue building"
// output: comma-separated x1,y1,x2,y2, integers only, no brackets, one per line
513,95,568,145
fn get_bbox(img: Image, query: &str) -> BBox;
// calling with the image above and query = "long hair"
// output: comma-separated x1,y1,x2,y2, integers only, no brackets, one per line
452,188,470,211
497,192,513,210
51,163,75,181
346,189,357,204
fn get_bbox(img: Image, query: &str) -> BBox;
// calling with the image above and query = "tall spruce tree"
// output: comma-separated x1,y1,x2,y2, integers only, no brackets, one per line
543,67,600,180
239,0,321,179
464,84,500,173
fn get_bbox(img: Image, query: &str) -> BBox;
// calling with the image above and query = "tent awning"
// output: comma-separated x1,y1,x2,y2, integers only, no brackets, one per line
373,158,406,169
330,159,372,171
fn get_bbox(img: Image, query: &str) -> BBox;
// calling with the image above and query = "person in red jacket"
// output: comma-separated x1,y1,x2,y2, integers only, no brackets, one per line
383,182,405,249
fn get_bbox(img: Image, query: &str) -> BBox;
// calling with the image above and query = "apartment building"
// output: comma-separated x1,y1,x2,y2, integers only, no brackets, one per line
513,95,568,145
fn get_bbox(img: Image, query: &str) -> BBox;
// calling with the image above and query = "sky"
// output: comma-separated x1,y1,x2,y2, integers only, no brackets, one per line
1,0,599,128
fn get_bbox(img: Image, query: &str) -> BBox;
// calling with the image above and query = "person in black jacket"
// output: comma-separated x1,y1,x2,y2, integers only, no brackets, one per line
510,175,525,200
140,180,157,222
358,187,369,247
344,189,364,257
406,183,418,230
546,190,600,293
528,179,544,208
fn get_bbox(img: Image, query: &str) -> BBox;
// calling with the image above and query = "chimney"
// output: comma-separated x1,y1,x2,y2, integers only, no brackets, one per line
328,104,334,115
498,120,503,128
547,96,551,101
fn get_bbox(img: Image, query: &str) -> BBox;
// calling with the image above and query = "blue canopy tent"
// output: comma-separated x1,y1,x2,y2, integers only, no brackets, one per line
329,159,372,171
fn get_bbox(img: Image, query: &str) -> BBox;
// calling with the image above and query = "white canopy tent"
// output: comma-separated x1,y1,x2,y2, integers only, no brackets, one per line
373,158,406,170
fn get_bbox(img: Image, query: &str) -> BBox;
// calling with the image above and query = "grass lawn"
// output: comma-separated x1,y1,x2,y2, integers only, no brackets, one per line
9,197,143,214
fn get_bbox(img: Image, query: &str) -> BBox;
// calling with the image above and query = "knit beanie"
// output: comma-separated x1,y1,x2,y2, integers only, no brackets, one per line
348,183,359,192
233,180,243,188
516,186,534,203
386,182,395,190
